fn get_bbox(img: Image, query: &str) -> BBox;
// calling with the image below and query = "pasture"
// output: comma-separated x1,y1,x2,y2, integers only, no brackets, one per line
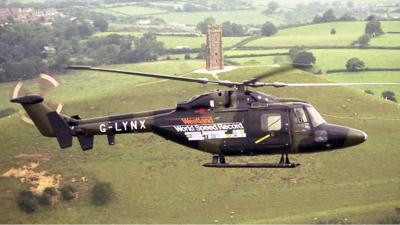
321,71,400,99
157,35,247,49
246,21,400,47
153,8,286,26
92,5,166,17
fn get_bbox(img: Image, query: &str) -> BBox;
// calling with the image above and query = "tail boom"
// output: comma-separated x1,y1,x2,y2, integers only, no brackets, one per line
11,95,161,150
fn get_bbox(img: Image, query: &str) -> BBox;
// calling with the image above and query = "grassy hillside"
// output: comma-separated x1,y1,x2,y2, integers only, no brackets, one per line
92,6,166,17
224,49,400,70
370,34,400,47
313,49,400,70
246,21,400,47
321,71,400,99
0,61,399,223
154,8,286,26
157,36,247,49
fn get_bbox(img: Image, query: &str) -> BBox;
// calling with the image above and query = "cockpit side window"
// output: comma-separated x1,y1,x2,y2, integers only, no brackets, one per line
293,107,311,132
261,113,282,132
306,106,326,127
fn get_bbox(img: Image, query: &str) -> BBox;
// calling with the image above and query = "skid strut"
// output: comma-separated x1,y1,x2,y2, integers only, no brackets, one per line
203,153,300,168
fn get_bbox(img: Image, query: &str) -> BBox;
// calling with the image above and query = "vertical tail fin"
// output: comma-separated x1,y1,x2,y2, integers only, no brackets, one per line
10,95,73,149
11,95,56,137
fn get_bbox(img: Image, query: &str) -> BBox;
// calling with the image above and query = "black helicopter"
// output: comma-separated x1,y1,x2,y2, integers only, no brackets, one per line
10,66,399,168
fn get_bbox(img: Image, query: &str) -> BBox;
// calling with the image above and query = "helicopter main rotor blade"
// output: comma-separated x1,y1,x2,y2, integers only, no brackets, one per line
257,82,400,88
68,65,239,87
242,66,293,86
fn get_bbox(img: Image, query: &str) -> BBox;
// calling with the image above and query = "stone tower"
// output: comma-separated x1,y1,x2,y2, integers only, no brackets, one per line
206,25,224,71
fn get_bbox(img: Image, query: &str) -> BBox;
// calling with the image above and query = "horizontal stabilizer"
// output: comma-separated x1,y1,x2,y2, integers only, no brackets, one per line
47,112,73,148
10,95,44,105
77,134,94,151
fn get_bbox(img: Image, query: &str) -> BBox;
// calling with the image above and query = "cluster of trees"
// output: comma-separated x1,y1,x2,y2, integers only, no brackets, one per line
0,22,50,82
16,182,114,214
84,33,165,65
351,18,384,48
221,21,246,36
0,17,165,82
182,3,207,12
312,9,356,23
263,1,279,14
196,17,247,36
196,17,216,34
16,186,75,213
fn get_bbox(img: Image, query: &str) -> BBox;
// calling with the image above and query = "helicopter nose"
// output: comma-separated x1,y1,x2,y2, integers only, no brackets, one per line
344,128,367,147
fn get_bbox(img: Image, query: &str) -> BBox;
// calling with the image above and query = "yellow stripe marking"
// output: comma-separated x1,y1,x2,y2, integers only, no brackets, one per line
255,134,271,144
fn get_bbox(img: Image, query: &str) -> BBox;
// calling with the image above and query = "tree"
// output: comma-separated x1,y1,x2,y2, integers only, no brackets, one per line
322,9,336,22
312,15,323,23
61,185,76,201
264,1,279,14
289,47,316,68
364,90,374,95
127,33,165,63
357,34,371,48
93,18,108,32
382,91,397,102
339,13,356,21
346,57,365,71
365,20,384,36
196,17,215,34
221,21,246,37
347,1,354,8
49,51,70,72
77,20,94,38
184,54,191,60
366,15,376,21
330,28,336,35
261,22,277,36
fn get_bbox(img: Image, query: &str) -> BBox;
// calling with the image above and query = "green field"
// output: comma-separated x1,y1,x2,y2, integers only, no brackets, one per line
90,33,246,49
157,35,247,49
0,61,399,223
370,34,400,47
246,21,400,47
224,49,289,56
93,5,166,17
92,31,143,37
313,49,400,70
154,8,286,26
321,71,400,99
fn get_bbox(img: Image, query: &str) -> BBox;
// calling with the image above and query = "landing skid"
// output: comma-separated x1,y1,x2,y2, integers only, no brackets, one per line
202,154,300,168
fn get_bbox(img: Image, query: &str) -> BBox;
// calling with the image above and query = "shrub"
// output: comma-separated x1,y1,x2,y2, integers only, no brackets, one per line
43,187,57,196
346,57,366,71
289,47,316,68
330,28,336,35
364,90,374,95
60,185,76,201
261,22,277,36
38,193,52,206
91,182,114,205
184,54,191,60
382,91,397,102
16,190,39,213
358,34,371,48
